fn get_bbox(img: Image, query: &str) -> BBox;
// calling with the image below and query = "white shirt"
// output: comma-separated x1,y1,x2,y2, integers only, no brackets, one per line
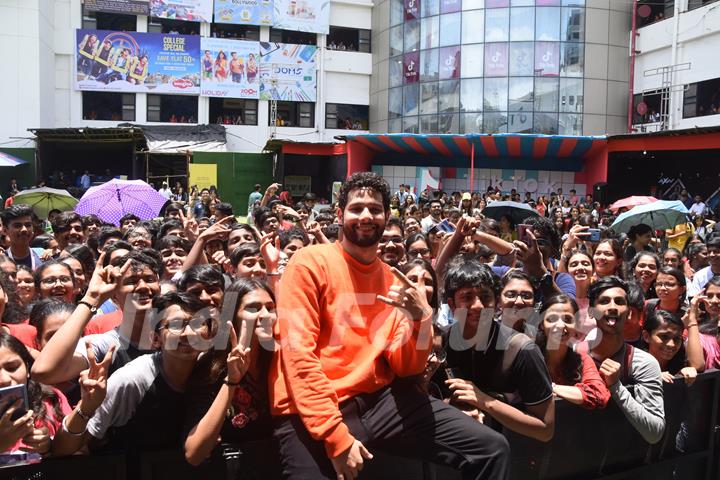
689,202,706,217
158,187,172,200
688,265,719,297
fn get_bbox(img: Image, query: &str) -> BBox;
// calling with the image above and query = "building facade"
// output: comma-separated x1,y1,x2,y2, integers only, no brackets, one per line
369,0,633,136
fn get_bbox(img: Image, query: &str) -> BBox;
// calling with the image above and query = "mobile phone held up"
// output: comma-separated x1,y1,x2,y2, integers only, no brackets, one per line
588,228,601,242
0,384,29,421
436,219,456,234
517,224,532,245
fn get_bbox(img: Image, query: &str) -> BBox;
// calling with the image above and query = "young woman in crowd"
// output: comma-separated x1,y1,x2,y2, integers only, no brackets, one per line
628,252,661,299
498,270,536,334
536,295,610,410
34,260,76,304
593,238,624,279
662,248,683,270
645,266,687,320
624,223,655,262
404,233,432,263
561,250,594,339
15,265,36,310
692,277,720,370
498,215,516,243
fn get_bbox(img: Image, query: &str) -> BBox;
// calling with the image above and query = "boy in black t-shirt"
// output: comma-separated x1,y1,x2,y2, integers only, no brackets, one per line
441,260,555,442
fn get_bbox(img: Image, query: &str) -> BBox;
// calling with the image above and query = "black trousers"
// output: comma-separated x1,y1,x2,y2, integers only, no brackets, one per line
273,381,510,480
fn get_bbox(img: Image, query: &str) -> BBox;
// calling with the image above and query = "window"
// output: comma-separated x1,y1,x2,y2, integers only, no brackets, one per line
632,92,663,124
403,115,419,133
510,7,534,41
421,16,440,50
210,24,260,40
82,92,135,121
148,18,199,35
210,98,258,125
439,13,462,46
561,7,584,41
327,27,371,52
461,44,484,77
534,78,559,111
325,103,369,130
439,79,460,113
82,10,136,31
536,7,561,41
484,78,508,111
688,0,718,10
509,77,534,112
637,0,673,27
390,56,404,87
560,42,583,76
404,20,420,52
559,113,582,135
559,78,583,112
147,95,197,123
390,26,404,57
421,82,440,115
461,10,485,44
534,112,558,134
391,0,405,25
510,42,534,76
420,49,439,82
485,8,509,42
404,84,420,116
682,77,720,118
460,78,484,111
269,29,317,45
269,102,315,127
389,87,404,118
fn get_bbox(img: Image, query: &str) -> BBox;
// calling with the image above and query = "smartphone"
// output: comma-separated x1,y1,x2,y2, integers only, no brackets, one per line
517,224,532,245
0,384,28,421
588,228,601,242
436,219,456,233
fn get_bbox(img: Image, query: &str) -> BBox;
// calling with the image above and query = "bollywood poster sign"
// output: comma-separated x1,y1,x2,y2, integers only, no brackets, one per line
258,42,317,101
200,38,260,99
149,0,213,22
83,0,150,15
214,0,274,25
75,29,201,94
273,0,330,34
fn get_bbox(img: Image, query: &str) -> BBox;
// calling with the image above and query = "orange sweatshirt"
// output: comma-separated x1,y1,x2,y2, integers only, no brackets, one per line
269,242,432,458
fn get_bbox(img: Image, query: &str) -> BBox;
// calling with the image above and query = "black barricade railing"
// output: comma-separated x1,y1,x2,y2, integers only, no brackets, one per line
3,370,720,480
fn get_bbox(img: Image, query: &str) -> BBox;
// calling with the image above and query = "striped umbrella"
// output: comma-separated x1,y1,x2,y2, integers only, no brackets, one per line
75,179,169,226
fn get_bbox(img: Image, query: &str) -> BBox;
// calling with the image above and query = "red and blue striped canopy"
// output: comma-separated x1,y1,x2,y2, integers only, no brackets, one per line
344,133,607,160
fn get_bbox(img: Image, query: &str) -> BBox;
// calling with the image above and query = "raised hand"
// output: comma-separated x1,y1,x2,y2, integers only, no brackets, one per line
78,342,115,415
513,229,547,279
181,207,199,241
377,267,432,321
599,358,621,387
260,233,281,274
199,215,234,242
225,321,251,384
564,224,590,252
84,253,131,306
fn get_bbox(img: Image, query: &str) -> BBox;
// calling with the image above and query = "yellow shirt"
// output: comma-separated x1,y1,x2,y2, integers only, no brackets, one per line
666,222,694,251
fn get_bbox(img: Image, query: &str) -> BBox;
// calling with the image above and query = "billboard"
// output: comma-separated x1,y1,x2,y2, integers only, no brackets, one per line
273,0,330,34
75,29,201,94
259,42,317,101
84,0,150,15
214,0,274,25
200,38,260,99
484,43,508,77
149,0,213,22
535,42,560,76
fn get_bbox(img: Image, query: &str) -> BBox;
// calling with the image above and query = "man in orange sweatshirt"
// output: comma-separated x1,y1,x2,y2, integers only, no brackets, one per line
269,172,510,480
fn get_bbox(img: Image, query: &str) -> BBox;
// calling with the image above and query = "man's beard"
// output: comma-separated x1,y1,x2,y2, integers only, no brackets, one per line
342,222,383,247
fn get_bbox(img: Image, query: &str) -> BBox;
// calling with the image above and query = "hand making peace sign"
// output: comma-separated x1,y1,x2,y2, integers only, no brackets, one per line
78,341,116,415
84,253,132,306
377,267,432,321
225,321,251,385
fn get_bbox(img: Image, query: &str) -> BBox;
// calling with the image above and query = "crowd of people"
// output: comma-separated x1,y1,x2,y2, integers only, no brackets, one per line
0,172,718,480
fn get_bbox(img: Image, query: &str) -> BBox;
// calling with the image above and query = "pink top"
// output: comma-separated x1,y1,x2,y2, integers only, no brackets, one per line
572,351,611,410
700,333,720,371
5,387,72,453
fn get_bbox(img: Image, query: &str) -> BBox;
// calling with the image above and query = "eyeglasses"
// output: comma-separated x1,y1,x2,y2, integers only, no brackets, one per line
655,282,678,289
160,317,214,335
380,237,403,244
160,249,188,258
408,248,431,257
40,276,73,286
503,291,534,301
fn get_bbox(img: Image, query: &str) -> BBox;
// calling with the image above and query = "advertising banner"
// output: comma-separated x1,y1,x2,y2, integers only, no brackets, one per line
84,0,150,15
149,0,213,22
200,38,260,99
214,0,274,25
404,0,420,19
535,41,560,76
484,43,508,77
75,29,200,94
189,164,217,190
403,51,419,84
259,43,317,101
273,0,330,34
439,46,460,80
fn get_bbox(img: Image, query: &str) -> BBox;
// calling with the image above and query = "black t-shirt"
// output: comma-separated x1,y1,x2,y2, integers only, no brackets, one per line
441,320,553,407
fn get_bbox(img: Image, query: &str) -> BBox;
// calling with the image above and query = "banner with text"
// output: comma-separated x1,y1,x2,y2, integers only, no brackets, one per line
84,0,150,15
214,0,274,25
75,29,200,94
149,0,213,22
273,0,330,34
200,38,260,98
259,42,317,101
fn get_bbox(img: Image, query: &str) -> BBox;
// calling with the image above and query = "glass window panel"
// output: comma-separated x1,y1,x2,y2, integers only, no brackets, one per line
534,42,560,76
486,0,509,7
559,78,583,112
390,56,404,87
389,118,403,132
562,0,584,6
389,87,404,118
509,77,534,112
559,113,582,135
463,0,483,9
509,42,534,75
484,112,508,133
560,42,583,76
508,111,533,132
438,113,460,133
423,0,440,16
421,16,440,49
462,10,485,44
484,78,508,111
404,84,420,115
461,112,483,133
461,78,484,111
536,7,560,41
461,44,484,77
439,79,460,112
534,78,559,111
510,7,534,41
561,7,584,41
511,0,533,5
391,0,405,25
484,43,509,76
485,8,509,42
403,116,420,133
421,49,439,81
441,0,462,14
404,20,420,52
420,114,439,132
405,0,421,20
440,13,462,46
421,82,439,114
390,25,404,57
534,112,558,134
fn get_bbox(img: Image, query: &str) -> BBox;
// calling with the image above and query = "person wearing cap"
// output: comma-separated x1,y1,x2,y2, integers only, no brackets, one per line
460,192,473,215
158,181,172,200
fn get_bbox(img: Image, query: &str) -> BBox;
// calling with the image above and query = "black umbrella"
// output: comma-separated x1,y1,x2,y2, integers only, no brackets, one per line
482,201,540,225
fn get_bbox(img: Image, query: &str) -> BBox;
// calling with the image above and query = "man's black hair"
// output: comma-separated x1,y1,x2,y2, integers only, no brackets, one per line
521,215,561,253
51,211,82,234
158,219,184,239
337,172,391,213
155,235,192,253
177,264,225,292
253,206,277,228
443,257,499,302
119,213,140,225
215,202,233,215
229,242,262,268
587,275,628,307
279,227,309,248
110,248,163,277
1,204,34,225
151,292,209,332
385,216,404,234
322,224,340,241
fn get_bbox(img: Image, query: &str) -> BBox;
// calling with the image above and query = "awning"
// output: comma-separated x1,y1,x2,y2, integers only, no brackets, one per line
118,123,227,153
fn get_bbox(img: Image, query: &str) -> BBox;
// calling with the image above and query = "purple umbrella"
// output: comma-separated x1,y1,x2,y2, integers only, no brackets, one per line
75,179,169,226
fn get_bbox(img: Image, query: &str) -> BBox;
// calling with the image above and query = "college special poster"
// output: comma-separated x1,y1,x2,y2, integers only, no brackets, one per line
214,0,274,25
75,29,201,94
272,0,330,34
200,38,260,99
149,0,214,22
84,0,150,15
258,42,317,101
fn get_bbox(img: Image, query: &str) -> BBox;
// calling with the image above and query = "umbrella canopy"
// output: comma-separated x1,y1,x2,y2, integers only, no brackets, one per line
609,195,658,214
0,152,28,167
75,179,169,226
610,200,689,234
13,187,78,220
482,201,540,225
